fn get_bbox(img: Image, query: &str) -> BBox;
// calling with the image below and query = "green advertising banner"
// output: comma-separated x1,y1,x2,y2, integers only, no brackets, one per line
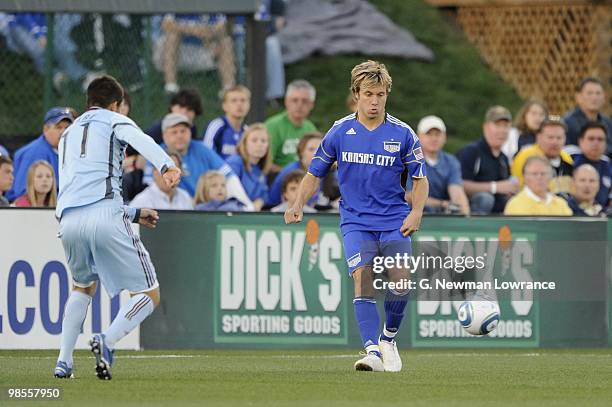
140,213,609,349
213,221,349,345
410,231,539,347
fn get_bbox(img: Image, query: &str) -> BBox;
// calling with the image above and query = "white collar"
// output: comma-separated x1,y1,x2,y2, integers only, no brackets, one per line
524,186,552,204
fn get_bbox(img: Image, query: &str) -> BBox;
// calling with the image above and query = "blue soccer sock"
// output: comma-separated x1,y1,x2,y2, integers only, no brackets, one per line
381,289,409,342
58,291,92,367
103,293,155,349
353,297,381,356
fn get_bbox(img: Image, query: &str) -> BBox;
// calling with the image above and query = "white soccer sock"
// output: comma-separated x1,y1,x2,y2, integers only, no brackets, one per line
382,324,397,340
103,293,155,349
58,291,92,366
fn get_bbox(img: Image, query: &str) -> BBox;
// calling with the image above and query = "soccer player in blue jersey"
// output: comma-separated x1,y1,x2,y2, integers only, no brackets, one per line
285,61,429,372
54,76,181,380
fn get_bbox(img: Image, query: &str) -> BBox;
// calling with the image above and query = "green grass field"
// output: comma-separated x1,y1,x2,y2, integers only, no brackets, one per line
1,349,611,406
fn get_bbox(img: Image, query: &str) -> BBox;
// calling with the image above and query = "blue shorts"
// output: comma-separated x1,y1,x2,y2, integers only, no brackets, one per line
58,200,158,297
342,229,412,275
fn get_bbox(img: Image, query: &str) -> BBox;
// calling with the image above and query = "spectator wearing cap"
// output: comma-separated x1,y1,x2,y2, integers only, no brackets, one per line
130,152,193,210
504,156,572,216
0,155,14,207
563,77,612,157
146,88,203,144
144,112,253,209
512,116,573,198
407,115,470,215
565,164,604,216
456,106,519,214
570,122,611,209
0,144,9,157
6,107,73,201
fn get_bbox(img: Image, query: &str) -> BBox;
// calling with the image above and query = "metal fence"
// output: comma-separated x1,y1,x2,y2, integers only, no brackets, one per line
0,11,253,140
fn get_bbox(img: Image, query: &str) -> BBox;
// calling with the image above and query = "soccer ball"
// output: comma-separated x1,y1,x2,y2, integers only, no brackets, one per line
457,299,500,336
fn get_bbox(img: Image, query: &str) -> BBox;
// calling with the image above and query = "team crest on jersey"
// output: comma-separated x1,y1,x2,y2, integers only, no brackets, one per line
383,141,401,153
347,253,362,268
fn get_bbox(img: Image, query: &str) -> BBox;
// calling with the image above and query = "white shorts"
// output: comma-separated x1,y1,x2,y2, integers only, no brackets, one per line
59,199,158,297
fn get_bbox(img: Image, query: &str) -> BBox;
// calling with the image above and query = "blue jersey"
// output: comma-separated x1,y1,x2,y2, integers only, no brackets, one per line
309,113,426,233
226,154,269,202
57,108,175,218
202,116,245,159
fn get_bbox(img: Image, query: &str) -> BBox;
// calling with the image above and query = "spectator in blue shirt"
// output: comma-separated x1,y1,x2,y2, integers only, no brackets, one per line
203,85,251,159
6,107,73,201
570,122,611,209
406,116,469,215
456,106,520,214
563,77,612,158
146,89,202,144
268,132,322,207
226,123,272,211
145,112,253,208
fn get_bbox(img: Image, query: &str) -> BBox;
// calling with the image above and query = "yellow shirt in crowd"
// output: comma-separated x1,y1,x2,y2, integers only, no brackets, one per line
511,144,574,194
504,187,573,216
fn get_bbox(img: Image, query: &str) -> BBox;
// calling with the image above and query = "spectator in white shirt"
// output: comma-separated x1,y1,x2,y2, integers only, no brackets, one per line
130,152,193,210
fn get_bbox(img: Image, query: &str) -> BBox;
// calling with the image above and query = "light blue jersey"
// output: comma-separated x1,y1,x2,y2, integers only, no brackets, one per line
56,107,175,218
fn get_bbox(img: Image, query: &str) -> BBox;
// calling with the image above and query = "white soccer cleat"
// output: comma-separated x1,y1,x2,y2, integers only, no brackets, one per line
354,353,385,372
379,339,402,372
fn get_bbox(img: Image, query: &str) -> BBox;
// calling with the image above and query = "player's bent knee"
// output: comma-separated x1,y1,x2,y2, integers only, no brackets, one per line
133,287,160,307
73,282,97,297
352,267,374,297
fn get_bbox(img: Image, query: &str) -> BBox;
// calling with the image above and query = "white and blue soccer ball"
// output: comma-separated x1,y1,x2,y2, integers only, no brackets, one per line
457,299,500,336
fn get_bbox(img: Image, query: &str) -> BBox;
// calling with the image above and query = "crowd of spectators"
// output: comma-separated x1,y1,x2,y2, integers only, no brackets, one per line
0,70,610,217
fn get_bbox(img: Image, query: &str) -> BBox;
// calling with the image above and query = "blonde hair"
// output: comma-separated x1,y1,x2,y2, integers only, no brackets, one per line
350,60,392,95
237,123,272,174
222,85,251,102
194,171,226,205
25,160,57,207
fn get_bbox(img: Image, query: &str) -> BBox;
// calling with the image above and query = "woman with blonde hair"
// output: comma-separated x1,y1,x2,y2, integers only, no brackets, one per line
14,160,57,207
226,123,272,211
194,171,245,211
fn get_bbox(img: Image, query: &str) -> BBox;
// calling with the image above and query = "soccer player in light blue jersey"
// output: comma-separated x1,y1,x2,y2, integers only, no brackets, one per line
54,76,181,380
285,61,429,372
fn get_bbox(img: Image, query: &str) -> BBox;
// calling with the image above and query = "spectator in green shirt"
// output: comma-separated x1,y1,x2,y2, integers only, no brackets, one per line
265,79,317,171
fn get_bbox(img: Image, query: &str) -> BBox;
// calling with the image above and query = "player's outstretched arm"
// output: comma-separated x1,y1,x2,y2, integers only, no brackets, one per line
401,176,429,237
284,172,320,224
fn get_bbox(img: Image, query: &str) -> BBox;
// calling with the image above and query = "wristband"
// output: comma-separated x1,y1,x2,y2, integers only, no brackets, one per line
133,208,141,223
490,181,497,194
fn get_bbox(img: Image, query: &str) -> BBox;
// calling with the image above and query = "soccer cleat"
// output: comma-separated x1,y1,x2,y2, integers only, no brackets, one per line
54,361,74,379
379,337,402,372
90,334,114,380
354,352,385,372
